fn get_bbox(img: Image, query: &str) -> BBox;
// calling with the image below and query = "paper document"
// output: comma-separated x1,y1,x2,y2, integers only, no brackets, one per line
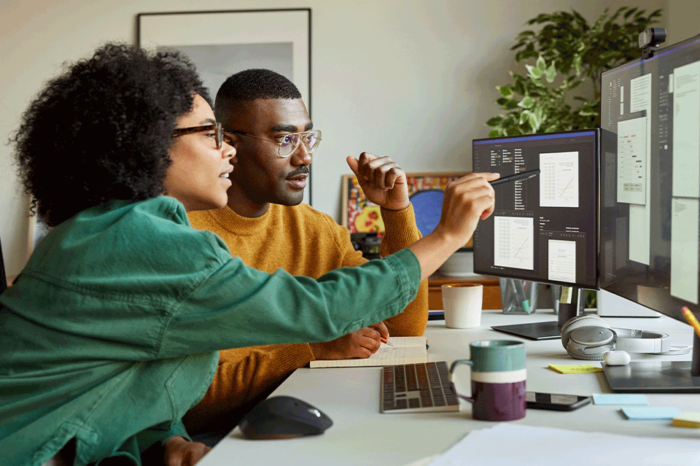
493,216,534,270
540,151,579,207
309,336,427,368
547,239,576,283
628,73,653,265
671,198,699,304
616,117,647,205
673,61,700,198
428,424,700,466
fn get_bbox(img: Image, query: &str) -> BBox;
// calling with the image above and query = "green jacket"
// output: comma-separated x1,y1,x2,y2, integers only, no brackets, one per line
0,196,420,466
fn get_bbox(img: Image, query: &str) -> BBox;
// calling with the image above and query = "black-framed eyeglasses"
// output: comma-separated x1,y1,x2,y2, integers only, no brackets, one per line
172,122,229,149
227,130,322,158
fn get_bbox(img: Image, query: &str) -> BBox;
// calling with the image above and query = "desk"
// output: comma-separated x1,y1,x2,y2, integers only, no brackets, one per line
198,311,699,466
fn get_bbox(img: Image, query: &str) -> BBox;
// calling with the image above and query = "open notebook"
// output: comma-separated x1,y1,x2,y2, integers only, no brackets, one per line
310,336,428,368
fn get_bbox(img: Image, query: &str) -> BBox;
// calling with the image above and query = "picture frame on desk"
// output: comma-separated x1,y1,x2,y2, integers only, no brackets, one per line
341,172,468,238
138,8,312,205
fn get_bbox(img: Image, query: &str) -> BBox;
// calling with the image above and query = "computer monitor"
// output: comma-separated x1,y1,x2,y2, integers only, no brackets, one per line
472,129,599,339
599,33,700,392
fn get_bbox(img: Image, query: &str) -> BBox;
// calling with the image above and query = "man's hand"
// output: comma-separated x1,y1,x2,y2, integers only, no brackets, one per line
434,173,499,246
346,153,409,211
163,437,211,466
310,322,390,360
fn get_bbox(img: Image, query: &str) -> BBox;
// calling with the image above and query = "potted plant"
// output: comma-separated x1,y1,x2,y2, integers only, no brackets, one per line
486,6,662,137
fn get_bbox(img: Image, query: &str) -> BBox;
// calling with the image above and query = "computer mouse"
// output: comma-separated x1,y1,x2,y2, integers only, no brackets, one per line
603,350,630,366
238,395,333,440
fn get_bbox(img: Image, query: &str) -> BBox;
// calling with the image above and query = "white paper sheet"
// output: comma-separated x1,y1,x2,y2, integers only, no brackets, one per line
548,239,576,283
628,74,653,265
616,117,647,205
428,424,700,466
672,61,700,198
493,216,534,270
671,198,699,304
539,152,579,208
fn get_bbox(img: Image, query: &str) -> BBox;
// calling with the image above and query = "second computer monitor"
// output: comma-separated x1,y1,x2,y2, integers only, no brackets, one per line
472,130,599,289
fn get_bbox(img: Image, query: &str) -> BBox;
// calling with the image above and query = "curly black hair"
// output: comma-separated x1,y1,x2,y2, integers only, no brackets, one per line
12,43,211,227
214,69,301,124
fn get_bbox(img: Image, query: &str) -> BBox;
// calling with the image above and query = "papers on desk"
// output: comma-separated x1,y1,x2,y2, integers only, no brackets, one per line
309,336,427,368
426,424,700,466
622,407,681,420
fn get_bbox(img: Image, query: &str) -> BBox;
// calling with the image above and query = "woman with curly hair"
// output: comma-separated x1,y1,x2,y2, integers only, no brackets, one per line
0,44,497,466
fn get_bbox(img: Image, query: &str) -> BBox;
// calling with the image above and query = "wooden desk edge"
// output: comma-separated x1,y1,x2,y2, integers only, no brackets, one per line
428,274,501,310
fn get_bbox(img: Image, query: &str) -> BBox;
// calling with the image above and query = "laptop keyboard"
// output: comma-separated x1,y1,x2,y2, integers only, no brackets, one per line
381,361,460,413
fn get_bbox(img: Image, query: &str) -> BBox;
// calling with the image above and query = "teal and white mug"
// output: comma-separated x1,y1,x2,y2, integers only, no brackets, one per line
450,340,526,421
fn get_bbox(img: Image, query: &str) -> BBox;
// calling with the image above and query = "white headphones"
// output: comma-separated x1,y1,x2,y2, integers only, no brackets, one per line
560,315,670,360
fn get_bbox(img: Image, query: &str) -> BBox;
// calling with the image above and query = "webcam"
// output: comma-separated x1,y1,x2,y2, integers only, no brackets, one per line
639,28,666,58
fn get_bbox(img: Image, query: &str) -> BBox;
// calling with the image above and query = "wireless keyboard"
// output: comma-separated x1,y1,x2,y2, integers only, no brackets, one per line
381,361,460,413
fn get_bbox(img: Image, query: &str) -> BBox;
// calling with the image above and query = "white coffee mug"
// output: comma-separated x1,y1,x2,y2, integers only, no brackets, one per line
442,283,483,329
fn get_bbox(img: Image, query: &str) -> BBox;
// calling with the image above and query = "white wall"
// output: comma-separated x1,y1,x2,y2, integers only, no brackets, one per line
0,0,666,276
667,0,700,45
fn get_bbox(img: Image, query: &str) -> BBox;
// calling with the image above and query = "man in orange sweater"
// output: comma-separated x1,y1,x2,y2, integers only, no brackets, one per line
183,69,428,434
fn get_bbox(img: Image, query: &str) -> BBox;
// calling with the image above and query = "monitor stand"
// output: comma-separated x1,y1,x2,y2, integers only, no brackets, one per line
603,332,700,393
491,286,581,341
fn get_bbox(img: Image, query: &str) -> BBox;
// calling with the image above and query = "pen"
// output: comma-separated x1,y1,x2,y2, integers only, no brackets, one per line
490,169,541,186
681,307,700,338
381,337,393,346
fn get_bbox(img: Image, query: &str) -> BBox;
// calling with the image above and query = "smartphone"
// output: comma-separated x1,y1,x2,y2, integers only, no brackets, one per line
525,392,591,411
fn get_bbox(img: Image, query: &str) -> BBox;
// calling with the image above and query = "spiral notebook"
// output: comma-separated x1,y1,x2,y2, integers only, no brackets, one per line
309,336,428,368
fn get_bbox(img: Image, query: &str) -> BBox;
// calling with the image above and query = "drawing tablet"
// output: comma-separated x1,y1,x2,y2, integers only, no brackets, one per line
491,321,561,340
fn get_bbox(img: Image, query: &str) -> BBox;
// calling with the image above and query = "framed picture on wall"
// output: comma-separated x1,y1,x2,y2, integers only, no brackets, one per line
341,172,471,245
138,8,312,204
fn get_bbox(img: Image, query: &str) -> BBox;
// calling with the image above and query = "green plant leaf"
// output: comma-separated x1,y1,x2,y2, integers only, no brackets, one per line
574,55,582,75
578,108,598,117
519,110,530,125
536,55,547,72
528,112,541,131
525,64,542,79
497,86,514,98
488,129,502,138
505,99,520,110
486,116,504,127
518,96,535,109
544,62,557,83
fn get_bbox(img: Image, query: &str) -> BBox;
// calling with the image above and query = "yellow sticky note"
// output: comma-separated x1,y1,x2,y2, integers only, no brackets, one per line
548,364,603,374
672,412,700,428
560,287,572,304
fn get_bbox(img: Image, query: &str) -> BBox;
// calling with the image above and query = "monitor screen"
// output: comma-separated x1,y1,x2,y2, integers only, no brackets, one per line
472,130,598,289
600,34,700,326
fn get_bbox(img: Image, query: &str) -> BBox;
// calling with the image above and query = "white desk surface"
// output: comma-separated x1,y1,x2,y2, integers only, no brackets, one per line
198,310,700,466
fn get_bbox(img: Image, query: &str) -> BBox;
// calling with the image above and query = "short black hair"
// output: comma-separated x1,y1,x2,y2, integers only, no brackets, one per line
12,43,210,227
214,69,301,123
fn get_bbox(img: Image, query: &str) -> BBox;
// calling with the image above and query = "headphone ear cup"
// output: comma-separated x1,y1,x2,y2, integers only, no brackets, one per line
561,315,608,349
561,315,613,360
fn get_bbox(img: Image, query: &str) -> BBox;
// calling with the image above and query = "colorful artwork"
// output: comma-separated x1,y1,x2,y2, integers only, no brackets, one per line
342,173,466,238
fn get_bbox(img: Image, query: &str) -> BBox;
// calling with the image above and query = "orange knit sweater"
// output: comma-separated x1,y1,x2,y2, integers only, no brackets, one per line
182,203,428,433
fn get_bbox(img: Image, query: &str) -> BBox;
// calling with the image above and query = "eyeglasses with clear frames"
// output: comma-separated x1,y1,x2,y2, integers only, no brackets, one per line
172,122,230,150
227,130,322,158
